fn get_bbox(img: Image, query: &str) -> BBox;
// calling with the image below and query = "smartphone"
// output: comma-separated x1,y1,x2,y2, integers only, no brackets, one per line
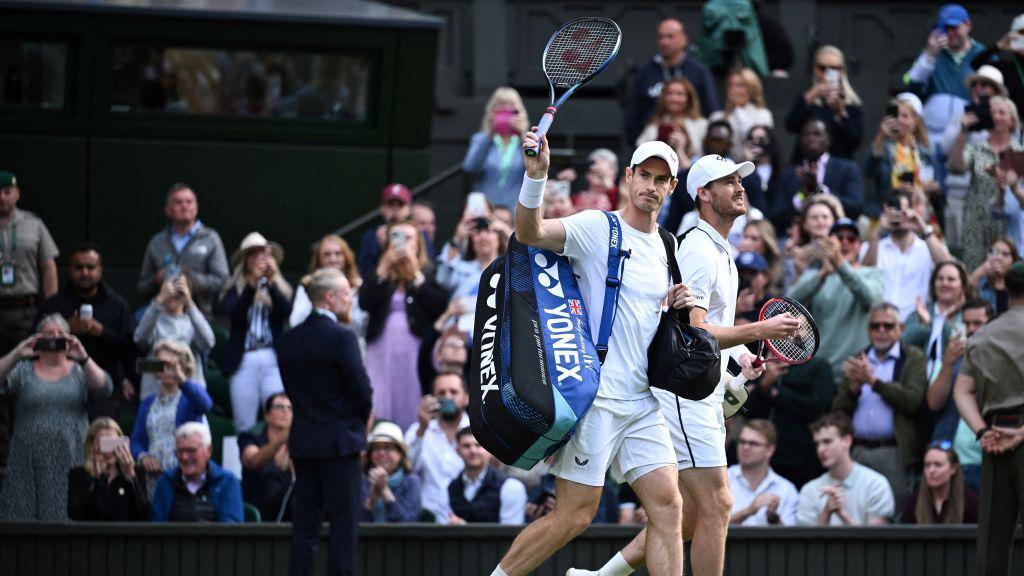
33,338,67,352
887,196,903,210
824,68,840,88
136,358,166,374
438,398,457,417
389,228,407,252
99,436,128,454
898,172,916,184
965,97,994,132
885,104,899,118
79,304,93,320
466,191,488,217
656,123,674,143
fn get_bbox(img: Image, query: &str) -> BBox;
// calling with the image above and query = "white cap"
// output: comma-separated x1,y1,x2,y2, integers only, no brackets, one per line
630,141,679,176
686,155,755,201
895,92,924,117
964,65,1008,96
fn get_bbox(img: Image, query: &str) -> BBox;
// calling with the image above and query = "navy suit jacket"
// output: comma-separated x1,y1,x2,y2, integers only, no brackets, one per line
275,313,372,460
770,156,864,232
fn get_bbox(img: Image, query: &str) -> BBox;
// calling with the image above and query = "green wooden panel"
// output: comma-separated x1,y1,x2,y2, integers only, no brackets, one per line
87,138,388,271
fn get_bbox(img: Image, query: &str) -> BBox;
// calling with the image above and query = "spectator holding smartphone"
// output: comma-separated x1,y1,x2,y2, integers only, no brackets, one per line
903,5,985,103
710,68,774,160
131,340,212,486
362,222,446,430
948,96,1023,270
462,87,528,211
404,372,470,523
361,421,422,523
0,314,112,520
636,77,708,156
221,232,292,433
68,418,147,521
971,238,1021,317
134,270,214,400
865,94,940,219
783,46,863,162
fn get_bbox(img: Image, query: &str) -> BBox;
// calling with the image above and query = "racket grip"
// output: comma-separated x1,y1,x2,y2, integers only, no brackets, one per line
525,107,557,157
751,356,764,369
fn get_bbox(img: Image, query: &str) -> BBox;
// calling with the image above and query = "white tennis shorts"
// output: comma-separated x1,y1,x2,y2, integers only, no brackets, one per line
550,395,677,487
654,387,728,470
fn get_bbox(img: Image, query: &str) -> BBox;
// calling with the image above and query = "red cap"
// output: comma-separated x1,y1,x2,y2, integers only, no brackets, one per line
380,183,412,205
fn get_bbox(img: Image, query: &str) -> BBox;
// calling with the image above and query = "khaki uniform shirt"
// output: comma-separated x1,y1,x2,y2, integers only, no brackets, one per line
960,306,1024,418
0,209,58,297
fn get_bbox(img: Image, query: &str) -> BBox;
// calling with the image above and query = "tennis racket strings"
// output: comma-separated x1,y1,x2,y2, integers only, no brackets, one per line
762,298,817,363
543,19,621,87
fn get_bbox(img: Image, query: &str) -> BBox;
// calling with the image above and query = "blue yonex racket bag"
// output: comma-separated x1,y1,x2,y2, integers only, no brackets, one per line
470,214,624,469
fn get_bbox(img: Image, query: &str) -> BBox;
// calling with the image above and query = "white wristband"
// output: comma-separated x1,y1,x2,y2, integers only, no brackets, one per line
518,172,546,209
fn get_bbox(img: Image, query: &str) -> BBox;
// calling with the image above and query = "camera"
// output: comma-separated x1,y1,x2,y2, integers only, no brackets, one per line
965,96,994,132
885,104,899,118
438,398,457,418
136,358,166,374
33,338,67,352
887,196,903,211
897,172,916,185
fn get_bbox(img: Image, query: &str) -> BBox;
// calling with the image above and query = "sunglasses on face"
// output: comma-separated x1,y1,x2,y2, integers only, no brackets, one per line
833,233,859,243
869,322,897,331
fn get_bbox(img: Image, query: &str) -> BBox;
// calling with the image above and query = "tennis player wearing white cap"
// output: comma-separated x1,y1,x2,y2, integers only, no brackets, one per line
569,156,800,576
486,134,697,576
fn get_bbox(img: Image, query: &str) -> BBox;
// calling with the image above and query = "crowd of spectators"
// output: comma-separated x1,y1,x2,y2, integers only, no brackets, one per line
0,8,1023,562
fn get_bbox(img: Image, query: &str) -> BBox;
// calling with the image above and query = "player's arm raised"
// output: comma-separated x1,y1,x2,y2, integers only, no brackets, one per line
515,128,568,253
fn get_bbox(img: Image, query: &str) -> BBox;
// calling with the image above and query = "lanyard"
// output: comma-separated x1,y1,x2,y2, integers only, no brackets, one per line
0,223,15,263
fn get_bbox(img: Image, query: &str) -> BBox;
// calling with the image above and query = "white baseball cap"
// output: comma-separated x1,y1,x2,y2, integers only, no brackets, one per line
895,92,924,117
685,155,755,201
630,141,679,176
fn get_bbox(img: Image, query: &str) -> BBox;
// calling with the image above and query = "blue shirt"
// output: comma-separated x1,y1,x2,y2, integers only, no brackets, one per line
852,342,901,440
170,220,201,254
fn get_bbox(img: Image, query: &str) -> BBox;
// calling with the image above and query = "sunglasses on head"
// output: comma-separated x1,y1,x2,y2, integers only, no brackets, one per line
869,322,897,331
929,439,953,451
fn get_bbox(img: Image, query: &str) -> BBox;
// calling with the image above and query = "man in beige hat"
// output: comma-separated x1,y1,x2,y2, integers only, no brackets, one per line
138,182,228,318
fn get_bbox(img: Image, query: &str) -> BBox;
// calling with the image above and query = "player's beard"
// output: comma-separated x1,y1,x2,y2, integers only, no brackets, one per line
711,189,747,217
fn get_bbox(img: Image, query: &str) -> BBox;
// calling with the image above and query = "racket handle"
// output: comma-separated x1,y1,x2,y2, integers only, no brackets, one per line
525,107,557,157
751,356,764,369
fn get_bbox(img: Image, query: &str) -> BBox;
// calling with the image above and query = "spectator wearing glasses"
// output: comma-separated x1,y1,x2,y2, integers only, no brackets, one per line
710,68,774,161
361,421,422,523
238,392,294,522
902,261,970,382
902,441,978,524
903,4,985,103
783,46,864,162
727,420,798,526
948,95,1023,271
463,87,528,211
832,302,928,514
952,262,1024,575
969,237,1020,317
151,422,243,522
788,218,884,387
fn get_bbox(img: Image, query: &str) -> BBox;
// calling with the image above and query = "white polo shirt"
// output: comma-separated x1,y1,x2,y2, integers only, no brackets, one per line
875,236,934,322
405,413,471,523
796,462,894,525
675,218,742,405
727,464,799,526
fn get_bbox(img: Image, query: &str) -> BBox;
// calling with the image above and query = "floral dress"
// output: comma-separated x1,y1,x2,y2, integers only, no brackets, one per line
959,139,1024,270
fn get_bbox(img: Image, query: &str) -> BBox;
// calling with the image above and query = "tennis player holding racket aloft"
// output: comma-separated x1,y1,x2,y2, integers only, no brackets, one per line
486,125,699,576
570,156,801,576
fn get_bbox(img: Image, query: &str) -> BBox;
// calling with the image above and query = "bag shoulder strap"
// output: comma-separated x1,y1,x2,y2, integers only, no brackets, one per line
658,226,689,326
596,212,626,363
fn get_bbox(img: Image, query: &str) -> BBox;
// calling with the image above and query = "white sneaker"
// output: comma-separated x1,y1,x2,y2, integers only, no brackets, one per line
565,569,600,576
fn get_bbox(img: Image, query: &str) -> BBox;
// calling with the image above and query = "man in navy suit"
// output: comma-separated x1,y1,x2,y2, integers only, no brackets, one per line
770,119,864,232
276,268,372,576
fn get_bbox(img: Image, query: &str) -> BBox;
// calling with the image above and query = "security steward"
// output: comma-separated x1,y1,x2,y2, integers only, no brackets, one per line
954,261,1024,576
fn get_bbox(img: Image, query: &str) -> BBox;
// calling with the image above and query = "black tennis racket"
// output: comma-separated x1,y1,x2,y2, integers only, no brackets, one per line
750,297,819,368
525,17,622,157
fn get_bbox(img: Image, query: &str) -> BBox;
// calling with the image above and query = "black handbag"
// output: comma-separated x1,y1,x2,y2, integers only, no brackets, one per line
646,227,722,400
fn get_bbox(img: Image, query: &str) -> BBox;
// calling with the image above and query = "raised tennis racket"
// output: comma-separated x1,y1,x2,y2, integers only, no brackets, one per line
525,17,622,157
